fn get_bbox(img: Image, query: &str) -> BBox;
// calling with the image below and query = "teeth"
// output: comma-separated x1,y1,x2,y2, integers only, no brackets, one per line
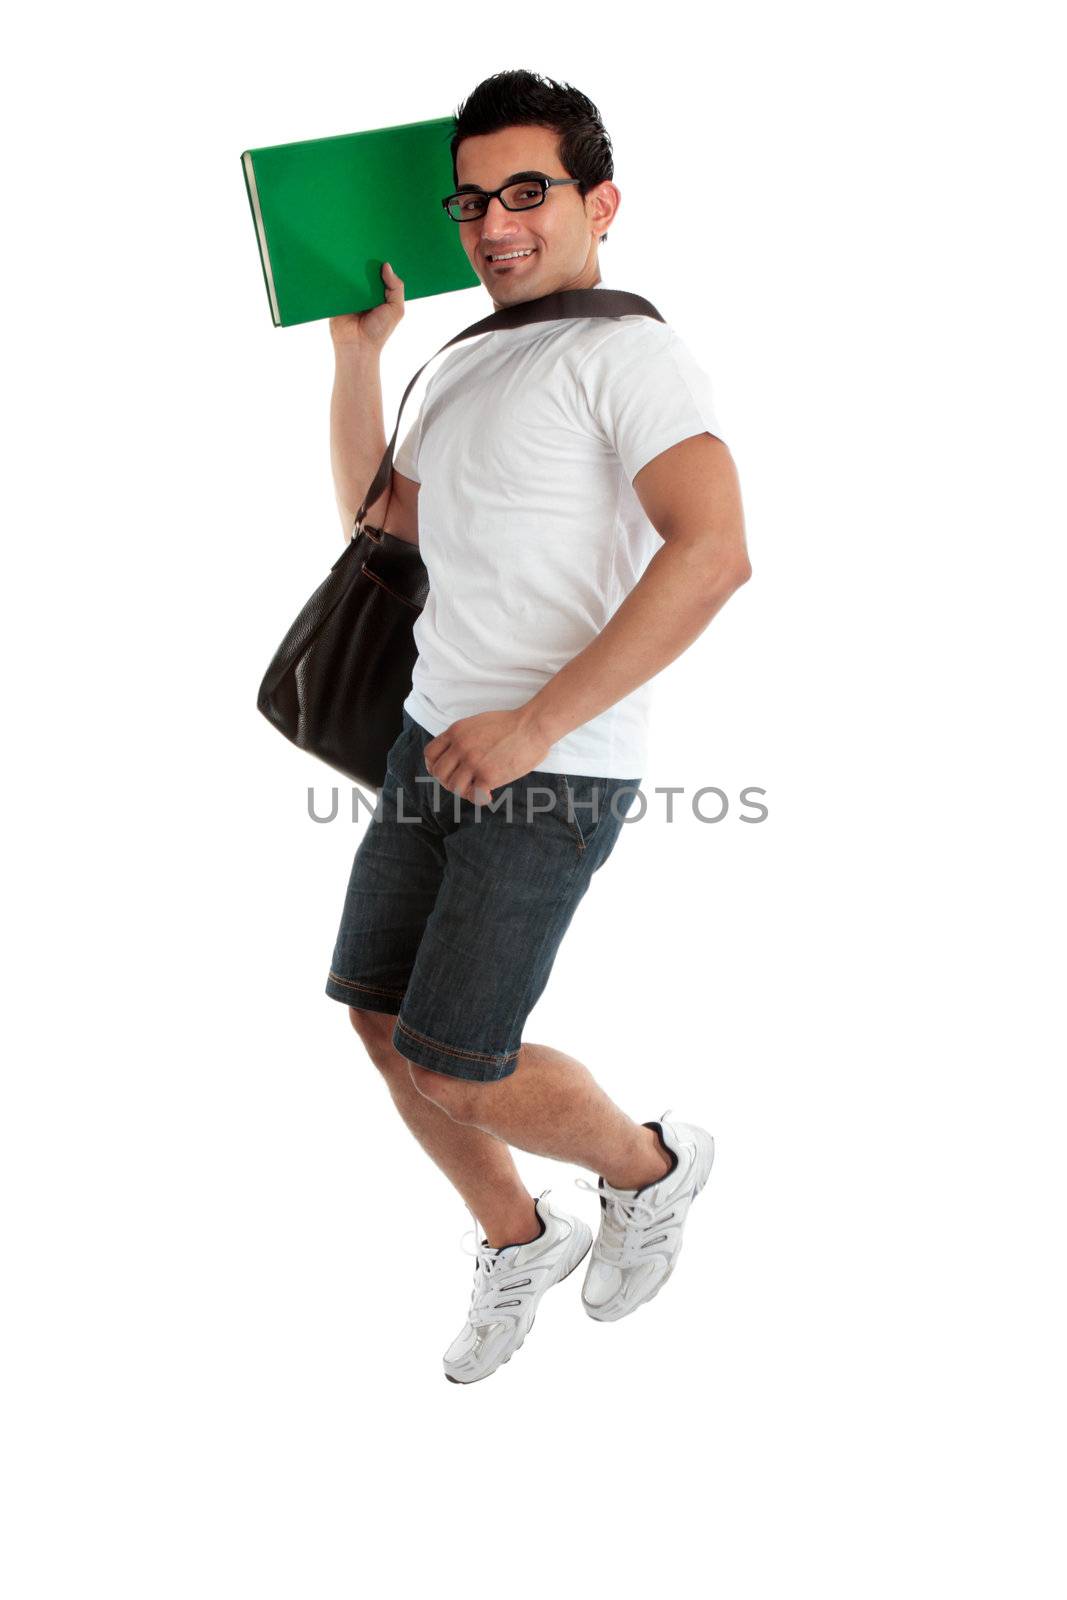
489,250,534,262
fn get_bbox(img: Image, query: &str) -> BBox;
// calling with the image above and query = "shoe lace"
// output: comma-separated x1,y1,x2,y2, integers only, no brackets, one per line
573,1108,677,1265
457,1189,550,1325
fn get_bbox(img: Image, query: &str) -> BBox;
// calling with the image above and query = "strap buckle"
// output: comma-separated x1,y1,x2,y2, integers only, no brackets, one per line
352,514,383,544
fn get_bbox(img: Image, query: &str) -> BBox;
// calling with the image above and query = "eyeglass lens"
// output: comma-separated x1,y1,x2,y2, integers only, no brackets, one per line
447,181,545,221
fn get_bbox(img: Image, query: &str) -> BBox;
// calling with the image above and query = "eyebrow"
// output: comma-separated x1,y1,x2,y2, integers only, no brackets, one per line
453,170,551,194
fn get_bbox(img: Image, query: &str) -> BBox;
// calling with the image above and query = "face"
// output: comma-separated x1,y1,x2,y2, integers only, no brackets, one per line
452,124,620,308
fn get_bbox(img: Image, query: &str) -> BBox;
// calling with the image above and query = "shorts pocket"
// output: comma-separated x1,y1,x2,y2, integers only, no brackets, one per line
555,775,609,855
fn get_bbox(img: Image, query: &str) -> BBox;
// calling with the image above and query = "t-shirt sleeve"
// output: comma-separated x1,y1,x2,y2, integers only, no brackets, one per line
393,409,422,484
578,319,726,482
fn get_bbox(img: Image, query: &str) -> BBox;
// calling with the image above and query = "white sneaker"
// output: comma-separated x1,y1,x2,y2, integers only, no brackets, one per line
575,1110,715,1322
443,1191,593,1385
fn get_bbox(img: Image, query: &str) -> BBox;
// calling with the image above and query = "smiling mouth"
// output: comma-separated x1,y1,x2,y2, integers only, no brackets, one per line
485,249,537,268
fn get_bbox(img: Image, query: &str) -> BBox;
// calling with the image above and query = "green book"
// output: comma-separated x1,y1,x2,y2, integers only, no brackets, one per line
240,116,480,327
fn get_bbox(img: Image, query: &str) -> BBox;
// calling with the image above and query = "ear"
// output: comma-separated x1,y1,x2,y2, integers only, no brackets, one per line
585,179,621,239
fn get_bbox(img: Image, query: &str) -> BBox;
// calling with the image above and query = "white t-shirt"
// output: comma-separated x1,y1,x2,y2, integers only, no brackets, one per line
392,285,725,778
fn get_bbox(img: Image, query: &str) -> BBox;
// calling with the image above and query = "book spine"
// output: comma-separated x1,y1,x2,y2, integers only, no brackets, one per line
241,152,281,327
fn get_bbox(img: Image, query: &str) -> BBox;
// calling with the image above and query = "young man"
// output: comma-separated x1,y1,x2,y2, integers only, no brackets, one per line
326,71,750,1384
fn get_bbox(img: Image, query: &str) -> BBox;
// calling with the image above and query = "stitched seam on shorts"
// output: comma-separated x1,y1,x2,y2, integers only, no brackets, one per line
499,831,588,1049
556,775,586,856
328,971,407,998
395,1017,519,1065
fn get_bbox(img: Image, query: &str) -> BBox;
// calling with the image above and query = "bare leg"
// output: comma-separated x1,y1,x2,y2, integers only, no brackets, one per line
348,1008,541,1248
409,1041,673,1191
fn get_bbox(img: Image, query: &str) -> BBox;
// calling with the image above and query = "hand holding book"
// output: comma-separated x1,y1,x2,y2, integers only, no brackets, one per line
329,262,406,352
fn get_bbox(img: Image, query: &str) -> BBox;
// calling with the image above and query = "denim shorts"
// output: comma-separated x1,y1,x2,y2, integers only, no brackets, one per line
325,709,642,1082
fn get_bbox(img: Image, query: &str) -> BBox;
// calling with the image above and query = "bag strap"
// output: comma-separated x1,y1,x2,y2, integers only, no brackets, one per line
352,287,665,535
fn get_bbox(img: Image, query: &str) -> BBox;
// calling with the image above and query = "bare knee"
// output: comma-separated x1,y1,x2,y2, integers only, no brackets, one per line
347,1005,400,1067
407,1062,480,1118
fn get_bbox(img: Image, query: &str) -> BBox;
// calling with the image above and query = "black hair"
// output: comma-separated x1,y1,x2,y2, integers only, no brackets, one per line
450,70,614,245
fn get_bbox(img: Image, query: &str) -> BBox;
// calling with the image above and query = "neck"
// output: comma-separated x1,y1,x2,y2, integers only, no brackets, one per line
491,264,602,313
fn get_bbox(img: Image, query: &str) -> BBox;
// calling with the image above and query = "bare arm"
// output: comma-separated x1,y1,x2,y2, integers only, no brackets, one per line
330,344,388,537
422,432,751,802
521,432,750,746
329,262,419,545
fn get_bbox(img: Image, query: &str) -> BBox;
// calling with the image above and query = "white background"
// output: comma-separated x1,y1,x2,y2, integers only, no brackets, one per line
4,2,1064,1595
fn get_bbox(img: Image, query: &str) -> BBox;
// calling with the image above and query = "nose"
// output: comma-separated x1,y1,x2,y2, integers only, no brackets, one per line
480,193,521,237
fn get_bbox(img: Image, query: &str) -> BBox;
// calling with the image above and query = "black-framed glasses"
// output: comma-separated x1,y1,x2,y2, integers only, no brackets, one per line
441,175,581,223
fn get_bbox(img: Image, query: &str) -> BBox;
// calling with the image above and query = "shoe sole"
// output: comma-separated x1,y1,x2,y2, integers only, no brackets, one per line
583,1132,715,1324
444,1222,594,1385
